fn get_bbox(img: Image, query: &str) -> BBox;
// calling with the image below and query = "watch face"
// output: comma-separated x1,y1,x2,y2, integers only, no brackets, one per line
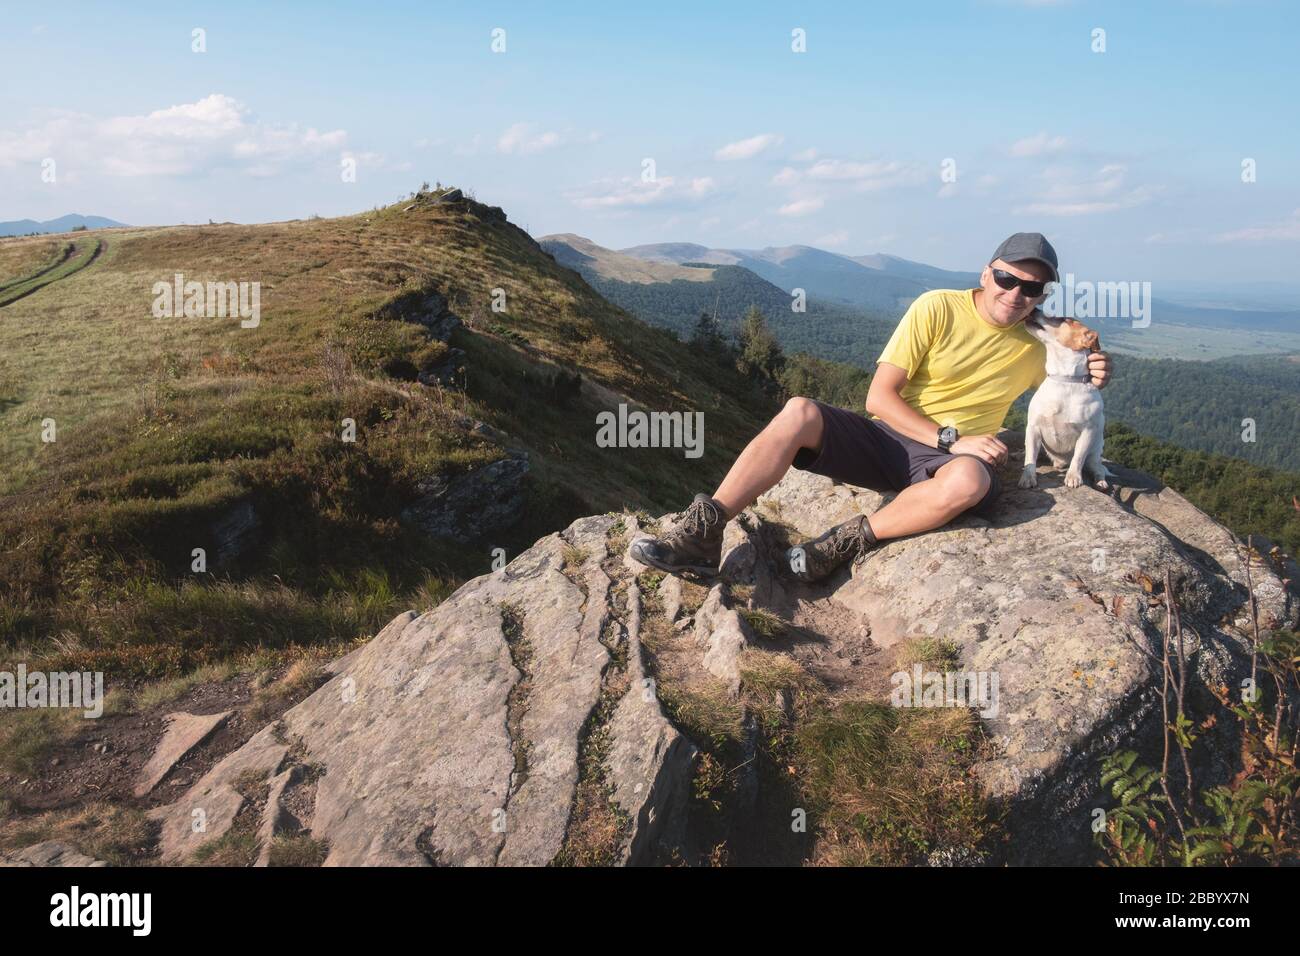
940,427,957,444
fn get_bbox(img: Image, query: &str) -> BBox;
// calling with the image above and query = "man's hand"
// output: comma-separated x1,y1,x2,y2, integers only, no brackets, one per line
950,434,1008,467
1088,349,1112,389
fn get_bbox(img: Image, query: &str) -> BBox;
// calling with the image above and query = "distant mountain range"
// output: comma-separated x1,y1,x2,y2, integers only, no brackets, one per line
0,214,127,237
539,233,901,369
542,234,1300,339
614,240,978,312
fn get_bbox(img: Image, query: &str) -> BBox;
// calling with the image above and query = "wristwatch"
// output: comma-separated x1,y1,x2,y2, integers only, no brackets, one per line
937,425,958,453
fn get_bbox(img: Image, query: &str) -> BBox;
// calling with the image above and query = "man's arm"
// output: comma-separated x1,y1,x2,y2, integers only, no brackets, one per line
866,362,1008,466
866,363,945,445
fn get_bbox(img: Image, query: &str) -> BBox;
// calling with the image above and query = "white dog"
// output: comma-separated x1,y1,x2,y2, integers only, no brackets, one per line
1018,311,1114,491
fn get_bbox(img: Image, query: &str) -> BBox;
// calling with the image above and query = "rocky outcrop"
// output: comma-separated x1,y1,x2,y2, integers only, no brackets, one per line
149,514,695,866
0,841,107,867
401,452,529,544
416,346,466,387
134,710,231,797
146,433,1296,866
745,443,1293,863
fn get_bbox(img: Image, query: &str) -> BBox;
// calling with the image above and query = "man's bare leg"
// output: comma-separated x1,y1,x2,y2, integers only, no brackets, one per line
710,398,825,519
713,395,990,538
865,457,990,539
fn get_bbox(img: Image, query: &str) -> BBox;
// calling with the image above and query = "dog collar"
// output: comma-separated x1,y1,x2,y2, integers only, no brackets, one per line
1048,373,1092,384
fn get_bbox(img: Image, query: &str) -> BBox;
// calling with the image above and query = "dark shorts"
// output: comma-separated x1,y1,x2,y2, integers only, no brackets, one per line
791,400,1002,518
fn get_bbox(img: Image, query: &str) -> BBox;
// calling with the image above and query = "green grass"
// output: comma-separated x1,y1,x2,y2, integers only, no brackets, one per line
0,801,155,866
0,197,776,680
738,606,787,639
795,700,993,865
267,833,329,866
0,238,71,292
0,237,101,307
190,830,261,867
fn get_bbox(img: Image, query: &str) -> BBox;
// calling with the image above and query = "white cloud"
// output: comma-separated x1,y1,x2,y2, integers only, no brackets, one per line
1009,132,1068,157
802,157,923,192
1013,163,1156,216
807,159,899,180
714,133,784,161
497,122,562,155
687,176,716,197
0,94,347,177
778,197,824,217
771,166,801,186
572,174,715,209
937,182,959,199
791,147,818,162
1216,208,1300,242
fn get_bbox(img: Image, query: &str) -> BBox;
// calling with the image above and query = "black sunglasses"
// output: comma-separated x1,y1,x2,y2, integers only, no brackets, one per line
991,268,1051,298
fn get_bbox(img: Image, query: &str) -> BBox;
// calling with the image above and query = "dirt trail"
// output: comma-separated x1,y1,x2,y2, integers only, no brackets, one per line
0,241,75,295
0,236,104,307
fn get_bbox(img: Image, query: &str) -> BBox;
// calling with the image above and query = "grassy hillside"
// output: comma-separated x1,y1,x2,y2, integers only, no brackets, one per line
0,236,68,289
540,236,899,368
0,190,776,679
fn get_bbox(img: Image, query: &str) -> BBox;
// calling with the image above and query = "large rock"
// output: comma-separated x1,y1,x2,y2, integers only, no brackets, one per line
149,514,695,866
148,431,1296,866
0,841,107,867
134,710,232,797
752,433,1294,863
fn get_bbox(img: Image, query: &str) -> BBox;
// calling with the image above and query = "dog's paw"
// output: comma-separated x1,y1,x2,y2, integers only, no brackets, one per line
1094,477,1112,492
1064,470,1084,489
1017,467,1038,489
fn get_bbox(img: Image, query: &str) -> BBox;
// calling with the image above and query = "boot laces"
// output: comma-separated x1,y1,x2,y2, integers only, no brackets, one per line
680,497,722,538
830,516,871,563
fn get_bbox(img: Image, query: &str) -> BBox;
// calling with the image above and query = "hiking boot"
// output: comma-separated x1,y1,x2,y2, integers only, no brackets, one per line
628,493,728,577
783,514,878,583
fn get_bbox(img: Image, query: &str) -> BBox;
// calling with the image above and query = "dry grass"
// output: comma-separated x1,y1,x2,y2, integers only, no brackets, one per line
0,800,155,865
189,830,260,867
267,833,329,867
738,648,823,729
796,700,994,866
0,236,66,286
737,606,786,639
896,635,963,671
128,659,242,711
0,196,776,682
247,651,331,723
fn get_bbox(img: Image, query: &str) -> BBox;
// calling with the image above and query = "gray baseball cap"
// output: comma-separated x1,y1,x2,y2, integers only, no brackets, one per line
990,232,1059,282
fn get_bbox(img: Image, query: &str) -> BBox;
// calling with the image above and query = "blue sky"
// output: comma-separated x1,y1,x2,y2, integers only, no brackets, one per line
1,0,1297,282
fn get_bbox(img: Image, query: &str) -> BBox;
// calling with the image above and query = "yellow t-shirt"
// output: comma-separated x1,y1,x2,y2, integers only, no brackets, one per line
875,288,1046,436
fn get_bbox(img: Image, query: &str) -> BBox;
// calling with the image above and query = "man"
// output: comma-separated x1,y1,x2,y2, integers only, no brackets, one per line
629,232,1113,583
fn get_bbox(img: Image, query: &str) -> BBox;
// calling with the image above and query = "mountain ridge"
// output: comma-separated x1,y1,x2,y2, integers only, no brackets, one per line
0,214,128,236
